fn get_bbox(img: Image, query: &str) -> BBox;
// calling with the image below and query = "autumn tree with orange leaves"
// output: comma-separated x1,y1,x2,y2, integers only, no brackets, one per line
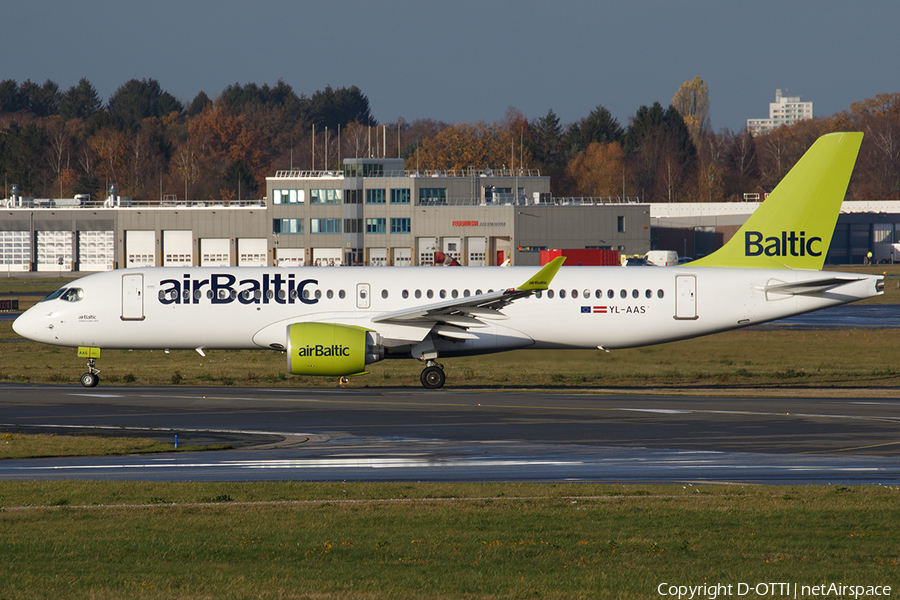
566,142,625,198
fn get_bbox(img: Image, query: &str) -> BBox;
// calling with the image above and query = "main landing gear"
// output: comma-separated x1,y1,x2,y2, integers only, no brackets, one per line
420,360,446,390
81,357,100,388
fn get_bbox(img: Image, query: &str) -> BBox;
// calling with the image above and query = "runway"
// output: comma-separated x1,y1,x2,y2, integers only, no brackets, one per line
1,384,899,484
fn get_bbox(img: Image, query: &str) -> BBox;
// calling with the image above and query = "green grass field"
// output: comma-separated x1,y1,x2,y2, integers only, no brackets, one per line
1,482,898,599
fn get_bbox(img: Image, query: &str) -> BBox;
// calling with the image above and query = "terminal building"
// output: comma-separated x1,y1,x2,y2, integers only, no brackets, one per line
0,158,649,272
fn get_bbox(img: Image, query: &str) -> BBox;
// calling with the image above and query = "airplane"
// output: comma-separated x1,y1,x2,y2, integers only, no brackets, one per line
13,132,883,389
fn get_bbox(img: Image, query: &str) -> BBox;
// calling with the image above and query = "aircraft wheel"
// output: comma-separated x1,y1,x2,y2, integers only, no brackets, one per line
420,366,446,390
339,376,349,387
80,372,99,388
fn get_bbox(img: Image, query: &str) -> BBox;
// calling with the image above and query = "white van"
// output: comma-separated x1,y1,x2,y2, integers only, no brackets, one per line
645,250,679,266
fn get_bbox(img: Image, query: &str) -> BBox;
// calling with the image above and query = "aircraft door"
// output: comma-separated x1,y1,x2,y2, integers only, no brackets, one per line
356,283,371,309
674,275,697,320
121,273,145,321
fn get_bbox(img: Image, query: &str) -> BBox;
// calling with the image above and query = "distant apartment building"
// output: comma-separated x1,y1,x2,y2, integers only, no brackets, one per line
746,89,813,135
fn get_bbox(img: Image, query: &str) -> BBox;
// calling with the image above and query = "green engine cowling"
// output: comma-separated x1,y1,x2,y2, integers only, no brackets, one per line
287,323,384,376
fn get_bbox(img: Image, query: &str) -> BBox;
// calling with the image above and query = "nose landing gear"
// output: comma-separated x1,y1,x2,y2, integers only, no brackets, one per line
81,357,100,388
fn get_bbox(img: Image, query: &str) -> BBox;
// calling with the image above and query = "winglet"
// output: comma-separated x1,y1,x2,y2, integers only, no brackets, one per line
518,257,565,291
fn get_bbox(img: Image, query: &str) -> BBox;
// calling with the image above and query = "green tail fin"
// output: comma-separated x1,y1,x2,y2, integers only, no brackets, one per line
691,132,862,270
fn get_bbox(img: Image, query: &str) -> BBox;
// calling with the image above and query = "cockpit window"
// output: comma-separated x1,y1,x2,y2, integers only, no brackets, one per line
41,287,68,302
61,288,84,302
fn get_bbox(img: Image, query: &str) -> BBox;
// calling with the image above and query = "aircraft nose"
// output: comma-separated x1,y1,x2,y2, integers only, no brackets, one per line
13,307,54,343
12,311,30,338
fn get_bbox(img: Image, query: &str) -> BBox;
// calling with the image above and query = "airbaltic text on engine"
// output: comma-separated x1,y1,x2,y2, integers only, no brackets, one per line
296,344,351,357
744,230,822,257
157,274,318,305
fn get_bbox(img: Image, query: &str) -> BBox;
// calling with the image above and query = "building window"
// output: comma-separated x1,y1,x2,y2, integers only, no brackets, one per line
344,218,363,234
366,189,386,204
273,218,304,234
366,218,386,234
345,189,362,204
391,189,410,204
617,216,625,233
390,218,411,234
419,188,447,205
310,218,342,234
273,189,304,204
310,189,342,204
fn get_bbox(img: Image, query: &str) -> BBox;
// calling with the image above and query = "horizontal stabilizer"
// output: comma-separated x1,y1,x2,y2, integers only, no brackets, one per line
763,277,869,296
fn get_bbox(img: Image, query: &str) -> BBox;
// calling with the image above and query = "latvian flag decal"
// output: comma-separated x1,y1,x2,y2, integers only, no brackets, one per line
581,306,608,314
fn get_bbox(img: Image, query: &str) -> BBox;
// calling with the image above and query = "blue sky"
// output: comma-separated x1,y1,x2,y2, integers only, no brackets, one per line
4,0,897,132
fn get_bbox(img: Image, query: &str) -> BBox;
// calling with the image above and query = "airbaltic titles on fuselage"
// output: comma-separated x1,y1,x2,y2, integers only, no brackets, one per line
158,273,319,305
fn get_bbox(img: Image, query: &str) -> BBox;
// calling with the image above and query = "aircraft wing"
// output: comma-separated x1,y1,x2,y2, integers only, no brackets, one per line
370,257,565,340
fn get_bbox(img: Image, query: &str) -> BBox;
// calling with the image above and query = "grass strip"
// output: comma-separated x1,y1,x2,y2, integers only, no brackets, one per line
0,482,897,599
0,432,226,459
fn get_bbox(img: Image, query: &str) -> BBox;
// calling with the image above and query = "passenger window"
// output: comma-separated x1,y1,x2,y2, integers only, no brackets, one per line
584,289,590,298
277,290,286,301
440,290,447,299
382,289,389,299
451,289,458,299
415,289,422,299
571,289,579,299
657,289,664,299
547,290,555,299
327,290,334,299
632,289,639,299
464,289,471,297
559,289,567,299
619,289,627,299
607,289,614,299
595,290,602,299
338,290,346,299
402,290,409,299
535,291,543,298
315,290,322,300
475,289,483,295
427,290,434,299
645,289,652,299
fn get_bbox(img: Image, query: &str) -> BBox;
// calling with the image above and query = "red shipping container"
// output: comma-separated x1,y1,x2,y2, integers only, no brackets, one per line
539,249,619,266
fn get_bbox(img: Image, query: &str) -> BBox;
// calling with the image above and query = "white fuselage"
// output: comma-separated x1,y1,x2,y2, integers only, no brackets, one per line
13,265,882,359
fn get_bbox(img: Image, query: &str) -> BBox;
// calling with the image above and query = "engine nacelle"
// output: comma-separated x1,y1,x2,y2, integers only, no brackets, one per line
287,323,384,376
